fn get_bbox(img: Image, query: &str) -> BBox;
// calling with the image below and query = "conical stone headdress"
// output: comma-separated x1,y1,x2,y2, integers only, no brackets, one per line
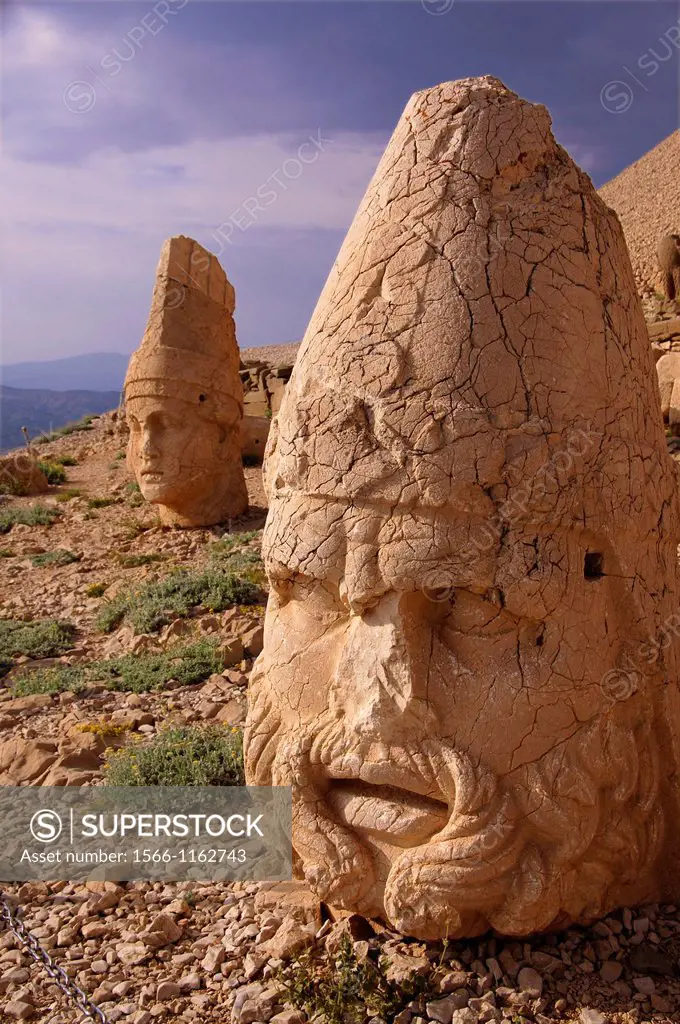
266,77,679,614
125,235,243,425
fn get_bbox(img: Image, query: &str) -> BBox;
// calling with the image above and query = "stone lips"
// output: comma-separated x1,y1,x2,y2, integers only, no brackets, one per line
247,76,680,939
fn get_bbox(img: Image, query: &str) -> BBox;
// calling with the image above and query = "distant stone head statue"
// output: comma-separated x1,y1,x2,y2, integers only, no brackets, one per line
245,77,680,940
657,233,680,301
124,236,247,527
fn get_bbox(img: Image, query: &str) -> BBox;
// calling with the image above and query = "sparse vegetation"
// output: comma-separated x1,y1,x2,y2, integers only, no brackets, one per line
75,719,130,738
56,488,82,503
125,482,143,507
278,935,430,1024
35,414,96,445
103,724,244,787
120,519,146,540
0,548,13,558
0,475,31,497
86,582,107,598
88,496,122,509
0,504,61,533
208,531,265,583
11,638,224,696
0,617,76,677
95,566,262,634
115,552,166,569
31,549,80,568
37,460,67,485
51,454,78,467
210,530,260,554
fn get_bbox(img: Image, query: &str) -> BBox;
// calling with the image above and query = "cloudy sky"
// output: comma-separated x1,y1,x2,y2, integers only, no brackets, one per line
2,0,678,364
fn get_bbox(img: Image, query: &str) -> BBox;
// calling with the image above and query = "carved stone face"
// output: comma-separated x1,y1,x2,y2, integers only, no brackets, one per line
245,76,680,939
246,480,665,939
127,394,225,515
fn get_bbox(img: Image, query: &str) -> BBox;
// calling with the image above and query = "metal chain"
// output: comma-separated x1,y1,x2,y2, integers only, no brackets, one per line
0,888,108,1023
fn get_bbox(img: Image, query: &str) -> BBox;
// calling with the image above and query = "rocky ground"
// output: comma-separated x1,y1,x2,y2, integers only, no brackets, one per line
0,326,679,1022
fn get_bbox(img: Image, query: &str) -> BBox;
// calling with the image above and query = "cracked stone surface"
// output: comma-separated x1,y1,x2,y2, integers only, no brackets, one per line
124,235,248,527
244,77,680,940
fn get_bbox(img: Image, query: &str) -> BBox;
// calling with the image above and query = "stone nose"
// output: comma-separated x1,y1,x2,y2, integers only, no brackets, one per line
330,592,427,737
141,426,161,459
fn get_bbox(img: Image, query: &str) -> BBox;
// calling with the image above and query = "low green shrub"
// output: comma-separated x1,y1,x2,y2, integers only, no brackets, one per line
277,935,430,1024
0,476,28,497
31,549,80,568
125,482,144,507
0,617,76,677
209,530,260,555
115,552,166,568
56,489,82,503
208,531,264,584
0,504,61,533
37,461,67,485
35,415,96,445
52,455,78,467
103,724,244,786
88,497,122,509
12,639,223,696
86,582,107,598
96,566,262,634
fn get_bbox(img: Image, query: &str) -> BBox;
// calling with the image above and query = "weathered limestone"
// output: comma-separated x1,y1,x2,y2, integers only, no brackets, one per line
649,316,680,368
0,454,48,496
124,236,247,526
656,352,680,433
242,416,271,464
657,234,680,302
245,77,680,939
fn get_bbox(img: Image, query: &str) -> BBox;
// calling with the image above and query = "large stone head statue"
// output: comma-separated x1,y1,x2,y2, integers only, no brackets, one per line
245,78,680,939
124,236,248,527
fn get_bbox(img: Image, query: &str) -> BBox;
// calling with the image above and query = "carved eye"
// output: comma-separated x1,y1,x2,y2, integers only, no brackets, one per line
199,394,206,403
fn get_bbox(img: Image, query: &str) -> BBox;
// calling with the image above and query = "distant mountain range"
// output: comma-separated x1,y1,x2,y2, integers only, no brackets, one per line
1,385,120,452
1,352,130,392
0,346,297,452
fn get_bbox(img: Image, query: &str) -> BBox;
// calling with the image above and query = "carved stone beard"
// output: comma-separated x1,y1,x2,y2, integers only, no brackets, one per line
245,665,662,940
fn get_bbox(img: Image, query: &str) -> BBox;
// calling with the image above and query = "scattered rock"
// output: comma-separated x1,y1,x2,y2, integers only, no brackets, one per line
5,1001,35,1020
116,942,149,966
628,942,676,976
517,966,543,998
155,980,180,1001
599,960,623,984
142,913,183,949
